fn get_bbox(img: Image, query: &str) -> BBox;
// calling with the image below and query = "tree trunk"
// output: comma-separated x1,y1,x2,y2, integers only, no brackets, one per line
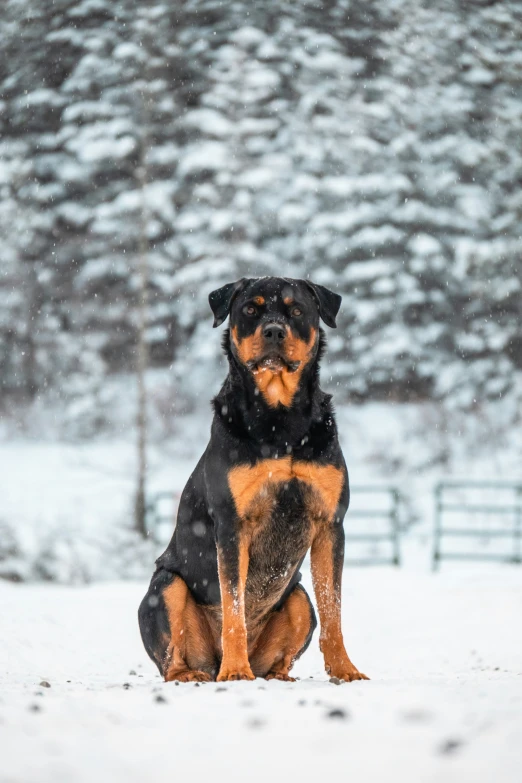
134,144,149,539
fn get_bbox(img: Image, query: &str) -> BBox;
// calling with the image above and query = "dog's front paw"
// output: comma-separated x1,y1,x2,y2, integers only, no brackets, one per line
328,662,369,682
217,665,255,682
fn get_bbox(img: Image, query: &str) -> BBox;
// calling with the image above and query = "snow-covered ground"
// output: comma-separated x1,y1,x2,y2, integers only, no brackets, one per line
1,399,521,780
1,565,521,783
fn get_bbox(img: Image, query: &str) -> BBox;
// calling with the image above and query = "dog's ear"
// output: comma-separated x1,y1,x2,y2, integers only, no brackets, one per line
304,281,342,328
208,279,247,327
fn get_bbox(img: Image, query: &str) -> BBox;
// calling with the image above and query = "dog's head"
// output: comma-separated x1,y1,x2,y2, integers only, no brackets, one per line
209,277,341,407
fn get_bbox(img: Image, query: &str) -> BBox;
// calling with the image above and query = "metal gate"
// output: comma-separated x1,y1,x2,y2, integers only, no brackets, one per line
344,485,402,566
432,480,522,570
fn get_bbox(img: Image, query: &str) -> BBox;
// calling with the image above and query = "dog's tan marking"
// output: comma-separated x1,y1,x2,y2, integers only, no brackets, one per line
293,462,344,521
224,457,345,679
162,577,216,681
310,529,369,682
253,328,317,408
232,325,318,408
231,325,265,366
253,296,265,305
216,538,255,681
228,457,343,521
250,585,314,679
228,458,292,517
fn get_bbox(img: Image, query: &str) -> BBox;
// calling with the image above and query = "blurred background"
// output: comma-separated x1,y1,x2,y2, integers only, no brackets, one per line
1,0,521,583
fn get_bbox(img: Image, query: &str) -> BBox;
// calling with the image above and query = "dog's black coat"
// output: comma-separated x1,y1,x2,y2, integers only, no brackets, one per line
139,277,351,678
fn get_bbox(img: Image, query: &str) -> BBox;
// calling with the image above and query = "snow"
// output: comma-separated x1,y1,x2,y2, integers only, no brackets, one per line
322,174,411,198
230,26,267,48
1,565,521,783
177,142,230,177
113,42,147,62
183,109,233,138
76,135,137,163
344,260,399,284
464,67,495,85
237,166,281,188
408,234,442,256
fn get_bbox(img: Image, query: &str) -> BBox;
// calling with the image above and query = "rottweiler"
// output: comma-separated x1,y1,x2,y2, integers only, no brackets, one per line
138,277,368,683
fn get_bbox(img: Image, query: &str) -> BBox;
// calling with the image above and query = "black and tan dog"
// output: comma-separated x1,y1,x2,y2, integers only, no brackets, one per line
138,277,368,683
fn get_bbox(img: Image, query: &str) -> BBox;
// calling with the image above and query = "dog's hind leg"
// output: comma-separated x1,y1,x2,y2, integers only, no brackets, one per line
138,569,173,675
139,572,218,682
249,585,317,681
162,576,218,682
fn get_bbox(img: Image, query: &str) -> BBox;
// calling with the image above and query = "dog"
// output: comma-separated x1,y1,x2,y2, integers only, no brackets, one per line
138,276,368,683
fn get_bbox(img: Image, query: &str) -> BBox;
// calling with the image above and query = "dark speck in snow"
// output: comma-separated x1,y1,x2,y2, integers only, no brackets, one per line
123,683,131,690
39,680,51,688
216,687,227,692
129,670,137,675
401,709,433,723
155,694,168,704
29,703,42,713
438,738,464,755
297,699,307,706
326,708,348,720
246,717,266,729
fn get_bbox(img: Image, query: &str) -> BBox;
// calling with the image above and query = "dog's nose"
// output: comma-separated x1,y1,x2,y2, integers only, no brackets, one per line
263,322,286,344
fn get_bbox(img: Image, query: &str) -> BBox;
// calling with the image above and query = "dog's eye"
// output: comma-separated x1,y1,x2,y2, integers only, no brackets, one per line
291,307,302,317
244,304,257,316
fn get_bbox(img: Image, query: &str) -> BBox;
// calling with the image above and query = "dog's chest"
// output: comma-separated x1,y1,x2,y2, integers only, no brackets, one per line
245,480,311,607
226,457,344,620
228,456,344,529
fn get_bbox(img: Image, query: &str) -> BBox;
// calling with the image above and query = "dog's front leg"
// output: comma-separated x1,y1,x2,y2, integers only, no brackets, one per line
310,522,368,682
216,523,255,681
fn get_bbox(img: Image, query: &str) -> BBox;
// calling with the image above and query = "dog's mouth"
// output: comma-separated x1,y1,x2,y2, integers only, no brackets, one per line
246,354,300,373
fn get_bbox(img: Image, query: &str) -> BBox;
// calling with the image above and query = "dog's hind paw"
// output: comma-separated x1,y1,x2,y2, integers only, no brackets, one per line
165,669,212,683
265,672,296,682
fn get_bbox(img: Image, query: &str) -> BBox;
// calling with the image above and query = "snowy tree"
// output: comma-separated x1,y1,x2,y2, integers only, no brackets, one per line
1,0,521,426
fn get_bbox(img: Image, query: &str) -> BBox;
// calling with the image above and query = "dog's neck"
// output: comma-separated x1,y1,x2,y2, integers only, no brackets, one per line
214,334,331,449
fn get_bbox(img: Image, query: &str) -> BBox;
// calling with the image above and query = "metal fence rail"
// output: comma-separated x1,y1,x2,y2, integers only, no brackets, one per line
146,485,403,567
432,481,522,571
345,486,401,567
